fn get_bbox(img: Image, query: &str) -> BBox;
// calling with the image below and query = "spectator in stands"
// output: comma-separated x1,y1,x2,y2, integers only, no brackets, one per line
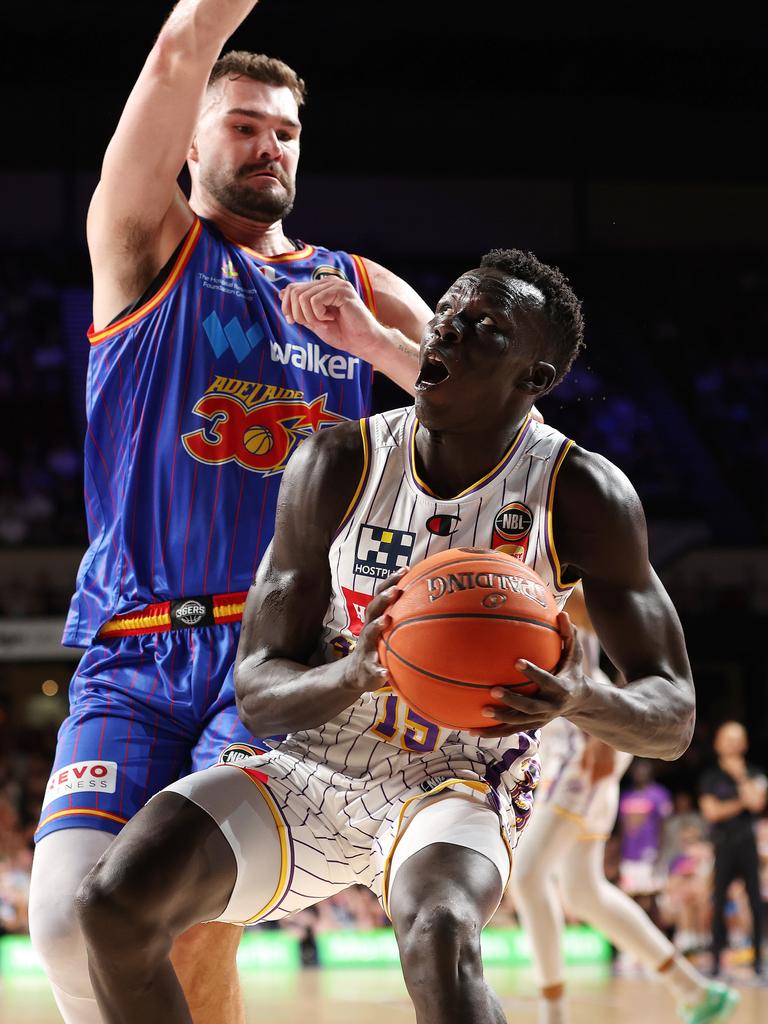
618,760,673,918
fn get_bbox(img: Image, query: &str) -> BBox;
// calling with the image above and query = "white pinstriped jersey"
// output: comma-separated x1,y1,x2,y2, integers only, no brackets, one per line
538,665,633,835
266,406,577,840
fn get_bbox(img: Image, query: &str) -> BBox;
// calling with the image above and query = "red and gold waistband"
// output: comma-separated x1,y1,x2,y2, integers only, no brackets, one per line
97,591,248,638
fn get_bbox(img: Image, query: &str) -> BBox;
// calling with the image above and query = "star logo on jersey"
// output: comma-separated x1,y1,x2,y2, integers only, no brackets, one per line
182,376,346,476
353,525,415,580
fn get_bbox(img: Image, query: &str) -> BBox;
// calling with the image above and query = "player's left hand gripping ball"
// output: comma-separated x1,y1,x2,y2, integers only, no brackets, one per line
470,613,589,737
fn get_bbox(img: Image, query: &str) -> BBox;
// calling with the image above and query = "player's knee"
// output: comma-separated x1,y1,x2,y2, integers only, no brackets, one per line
28,888,88,986
398,898,482,978
76,855,170,962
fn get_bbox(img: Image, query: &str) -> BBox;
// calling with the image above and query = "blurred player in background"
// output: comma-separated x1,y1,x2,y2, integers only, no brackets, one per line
27,1,432,1021
75,249,696,1023
512,586,738,1024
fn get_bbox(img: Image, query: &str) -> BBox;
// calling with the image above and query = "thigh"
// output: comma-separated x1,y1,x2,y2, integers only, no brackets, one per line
169,760,359,925
513,801,579,884
383,795,510,925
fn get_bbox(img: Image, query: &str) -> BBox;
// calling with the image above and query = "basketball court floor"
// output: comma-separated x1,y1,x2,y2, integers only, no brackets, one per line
2,966,766,1023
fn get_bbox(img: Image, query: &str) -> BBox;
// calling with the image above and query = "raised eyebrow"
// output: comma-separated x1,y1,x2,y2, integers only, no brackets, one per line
226,107,301,130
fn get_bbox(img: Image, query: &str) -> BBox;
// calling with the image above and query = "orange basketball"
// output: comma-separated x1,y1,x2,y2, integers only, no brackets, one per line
378,547,562,730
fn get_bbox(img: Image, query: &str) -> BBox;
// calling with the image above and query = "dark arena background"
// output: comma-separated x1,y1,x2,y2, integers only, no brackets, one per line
0,3,766,1021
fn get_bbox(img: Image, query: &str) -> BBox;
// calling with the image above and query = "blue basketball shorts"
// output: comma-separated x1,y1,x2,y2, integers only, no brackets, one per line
35,623,263,841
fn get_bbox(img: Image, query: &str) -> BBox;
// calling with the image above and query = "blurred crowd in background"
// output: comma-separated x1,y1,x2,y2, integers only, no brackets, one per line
1,716,767,977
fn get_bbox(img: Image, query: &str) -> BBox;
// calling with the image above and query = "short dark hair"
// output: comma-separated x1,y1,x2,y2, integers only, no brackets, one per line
479,248,585,384
208,51,307,108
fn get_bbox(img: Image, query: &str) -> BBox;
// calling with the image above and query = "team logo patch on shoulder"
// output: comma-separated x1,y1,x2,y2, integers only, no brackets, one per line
312,265,348,282
425,514,461,536
219,743,266,765
354,524,415,579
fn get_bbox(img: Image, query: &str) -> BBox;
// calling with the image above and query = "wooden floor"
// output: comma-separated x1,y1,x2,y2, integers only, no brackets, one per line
2,966,766,1023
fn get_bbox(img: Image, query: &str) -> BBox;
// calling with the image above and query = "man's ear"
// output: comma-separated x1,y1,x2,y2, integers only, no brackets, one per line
519,361,557,396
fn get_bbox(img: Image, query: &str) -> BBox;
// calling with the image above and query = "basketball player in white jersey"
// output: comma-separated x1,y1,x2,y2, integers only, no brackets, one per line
75,249,696,1023
513,586,738,1024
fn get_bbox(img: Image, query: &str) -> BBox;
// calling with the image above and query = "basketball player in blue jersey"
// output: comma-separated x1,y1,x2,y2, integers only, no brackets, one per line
76,249,697,1024
28,2,433,1022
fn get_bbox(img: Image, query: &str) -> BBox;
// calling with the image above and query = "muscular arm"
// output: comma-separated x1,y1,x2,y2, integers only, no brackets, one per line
233,423,391,735
88,0,258,328
281,259,432,395
555,447,696,759
361,258,433,393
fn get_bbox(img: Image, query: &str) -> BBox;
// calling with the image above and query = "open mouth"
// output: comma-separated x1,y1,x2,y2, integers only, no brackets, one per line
415,350,451,391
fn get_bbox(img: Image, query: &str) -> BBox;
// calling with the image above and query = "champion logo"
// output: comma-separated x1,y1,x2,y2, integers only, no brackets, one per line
203,311,265,363
270,339,360,380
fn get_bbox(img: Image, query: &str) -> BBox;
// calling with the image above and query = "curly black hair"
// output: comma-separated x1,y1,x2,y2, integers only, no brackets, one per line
479,249,585,384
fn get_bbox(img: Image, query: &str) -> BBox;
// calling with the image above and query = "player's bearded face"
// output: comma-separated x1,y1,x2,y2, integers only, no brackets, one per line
201,159,296,222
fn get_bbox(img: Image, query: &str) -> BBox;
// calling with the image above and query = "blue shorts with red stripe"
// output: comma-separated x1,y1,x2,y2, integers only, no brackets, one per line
35,624,263,841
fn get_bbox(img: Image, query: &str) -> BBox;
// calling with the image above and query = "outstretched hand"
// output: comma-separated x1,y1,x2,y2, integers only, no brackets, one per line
469,612,590,737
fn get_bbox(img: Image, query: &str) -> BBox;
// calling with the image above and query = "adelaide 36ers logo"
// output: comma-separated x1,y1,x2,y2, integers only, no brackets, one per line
182,374,346,475
491,501,533,560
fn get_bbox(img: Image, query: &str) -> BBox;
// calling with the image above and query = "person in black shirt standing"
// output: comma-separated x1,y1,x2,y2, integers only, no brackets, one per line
699,721,767,978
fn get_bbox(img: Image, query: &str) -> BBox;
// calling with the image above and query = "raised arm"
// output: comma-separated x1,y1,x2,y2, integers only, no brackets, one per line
233,422,399,736
474,445,696,760
280,259,433,395
88,0,258,328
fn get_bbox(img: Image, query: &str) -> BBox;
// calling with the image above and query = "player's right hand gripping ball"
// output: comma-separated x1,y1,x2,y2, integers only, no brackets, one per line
378,548,562,730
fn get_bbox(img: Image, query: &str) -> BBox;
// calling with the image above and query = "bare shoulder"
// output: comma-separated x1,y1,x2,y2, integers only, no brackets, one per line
277,420,367,543
554,443,649,584
358,256,433,330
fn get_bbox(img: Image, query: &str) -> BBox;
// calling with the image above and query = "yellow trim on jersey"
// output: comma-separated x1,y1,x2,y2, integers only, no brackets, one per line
546,438,579,591
410,413,531,500
234,239,315,263
351,254,378,317
381,779,491,918
550,804,588,826
36,808,129,832
213,599,247,621
88,218,203,345
235,772,292,924
550,804,608,842
334,419,370,537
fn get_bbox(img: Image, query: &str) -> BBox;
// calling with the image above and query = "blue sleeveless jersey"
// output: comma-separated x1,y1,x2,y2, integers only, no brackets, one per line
64,217,376,646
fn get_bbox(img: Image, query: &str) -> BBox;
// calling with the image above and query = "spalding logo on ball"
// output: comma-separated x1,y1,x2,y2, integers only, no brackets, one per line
378,547,563,730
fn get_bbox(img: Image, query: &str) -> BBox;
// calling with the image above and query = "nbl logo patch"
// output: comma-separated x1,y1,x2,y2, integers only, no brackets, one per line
491,501,533,560
353,524,415,580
